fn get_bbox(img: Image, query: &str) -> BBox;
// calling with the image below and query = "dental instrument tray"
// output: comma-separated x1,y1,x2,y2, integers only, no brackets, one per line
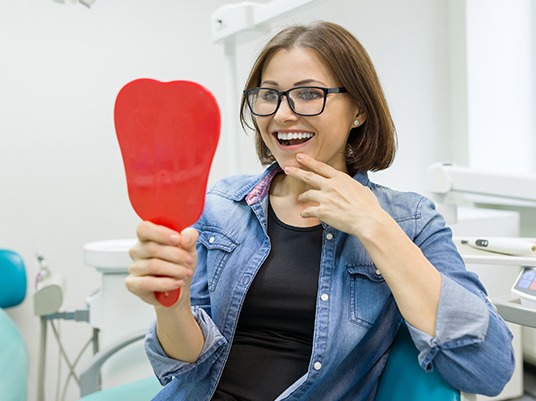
455,237,536,327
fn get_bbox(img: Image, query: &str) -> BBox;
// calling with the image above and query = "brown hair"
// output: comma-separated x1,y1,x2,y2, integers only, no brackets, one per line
239,21,397,174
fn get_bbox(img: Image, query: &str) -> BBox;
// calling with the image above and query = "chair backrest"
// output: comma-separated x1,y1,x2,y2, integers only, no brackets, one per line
0,249,27,308
0,308,29,401
0,249,29,401
375,324,460,401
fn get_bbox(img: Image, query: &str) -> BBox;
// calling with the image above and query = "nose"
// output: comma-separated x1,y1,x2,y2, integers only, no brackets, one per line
273,94,298,121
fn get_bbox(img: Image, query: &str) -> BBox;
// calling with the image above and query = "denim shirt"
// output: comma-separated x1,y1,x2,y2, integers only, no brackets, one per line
146,163,514,401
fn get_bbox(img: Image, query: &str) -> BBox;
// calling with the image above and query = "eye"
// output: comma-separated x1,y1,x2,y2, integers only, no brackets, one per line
294,87,324,101
260,89,279,103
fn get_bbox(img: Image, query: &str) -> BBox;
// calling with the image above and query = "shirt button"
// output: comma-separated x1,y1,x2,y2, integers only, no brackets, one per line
321,293,329,302
313,362,322,371
375,269,382,276
209,236,215,244
325,233,333,240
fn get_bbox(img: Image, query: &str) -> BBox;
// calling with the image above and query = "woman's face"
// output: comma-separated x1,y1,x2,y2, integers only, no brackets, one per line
255,47,360,172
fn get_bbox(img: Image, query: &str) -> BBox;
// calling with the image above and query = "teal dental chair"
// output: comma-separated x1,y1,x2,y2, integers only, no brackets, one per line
376,324,472,401
78,322,471,401
0,249,159,401
0,248,468,401
0,249,29,401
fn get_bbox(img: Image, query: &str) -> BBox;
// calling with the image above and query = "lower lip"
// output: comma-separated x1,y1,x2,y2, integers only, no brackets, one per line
274,136,314,150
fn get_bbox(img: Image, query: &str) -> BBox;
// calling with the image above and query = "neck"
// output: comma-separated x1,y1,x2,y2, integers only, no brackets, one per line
270,172,310,198
269,173,321,227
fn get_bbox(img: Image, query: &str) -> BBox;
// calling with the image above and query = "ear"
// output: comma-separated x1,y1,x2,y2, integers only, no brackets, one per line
351,110,367,129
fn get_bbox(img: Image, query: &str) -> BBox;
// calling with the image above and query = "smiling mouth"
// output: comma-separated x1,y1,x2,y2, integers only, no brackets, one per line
276,131,314,146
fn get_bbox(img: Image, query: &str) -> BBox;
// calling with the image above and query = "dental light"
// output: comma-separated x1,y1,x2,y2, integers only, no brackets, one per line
427,162,536,224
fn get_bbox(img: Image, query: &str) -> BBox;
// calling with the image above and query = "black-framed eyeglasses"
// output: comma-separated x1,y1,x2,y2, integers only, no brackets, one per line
244,86,348,117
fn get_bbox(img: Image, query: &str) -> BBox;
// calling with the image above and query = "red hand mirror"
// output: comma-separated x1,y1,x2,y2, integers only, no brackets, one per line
114,78,220,306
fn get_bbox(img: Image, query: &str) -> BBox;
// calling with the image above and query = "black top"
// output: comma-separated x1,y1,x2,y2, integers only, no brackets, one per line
212,203,323,401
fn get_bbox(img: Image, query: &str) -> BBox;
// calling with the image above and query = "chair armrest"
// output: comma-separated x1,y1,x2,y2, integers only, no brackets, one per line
79,330,145,397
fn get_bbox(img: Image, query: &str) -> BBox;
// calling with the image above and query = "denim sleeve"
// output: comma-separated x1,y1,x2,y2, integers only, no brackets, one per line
406,196,515,396
144,306,227,385
407,276,514,396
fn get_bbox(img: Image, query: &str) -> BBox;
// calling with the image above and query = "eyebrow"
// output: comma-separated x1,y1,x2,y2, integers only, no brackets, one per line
260,79,329,87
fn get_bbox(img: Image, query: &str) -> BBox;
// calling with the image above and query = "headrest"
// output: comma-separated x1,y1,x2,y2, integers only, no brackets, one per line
0,249,27,308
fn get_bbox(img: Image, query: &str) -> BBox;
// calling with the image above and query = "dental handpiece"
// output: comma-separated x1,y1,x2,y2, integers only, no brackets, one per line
461,238,536,256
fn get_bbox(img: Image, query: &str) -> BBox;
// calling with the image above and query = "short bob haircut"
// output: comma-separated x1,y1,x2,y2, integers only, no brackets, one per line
240,21,397,175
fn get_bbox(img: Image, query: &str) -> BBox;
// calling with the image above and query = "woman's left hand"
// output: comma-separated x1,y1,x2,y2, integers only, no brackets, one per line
284,153,387,238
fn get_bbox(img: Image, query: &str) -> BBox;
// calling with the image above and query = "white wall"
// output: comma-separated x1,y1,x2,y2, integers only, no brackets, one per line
1,0,460,400
447,0,536,239
448,0,536,172
1,2,230,400
465,0,535,172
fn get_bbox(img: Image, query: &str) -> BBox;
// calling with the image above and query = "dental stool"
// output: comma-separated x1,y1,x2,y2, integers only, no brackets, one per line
0,249,29,401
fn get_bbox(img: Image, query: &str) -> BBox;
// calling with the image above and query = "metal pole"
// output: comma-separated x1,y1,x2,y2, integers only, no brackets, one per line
223,38,240,175
37,317,47,401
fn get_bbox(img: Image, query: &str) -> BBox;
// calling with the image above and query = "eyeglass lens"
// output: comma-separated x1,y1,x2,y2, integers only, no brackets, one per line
247,87,327,116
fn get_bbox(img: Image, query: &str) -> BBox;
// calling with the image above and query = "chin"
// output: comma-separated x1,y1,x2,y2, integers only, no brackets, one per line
274,156,299,170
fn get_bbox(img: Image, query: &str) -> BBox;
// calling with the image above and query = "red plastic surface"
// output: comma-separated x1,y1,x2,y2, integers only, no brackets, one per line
114,79,220,306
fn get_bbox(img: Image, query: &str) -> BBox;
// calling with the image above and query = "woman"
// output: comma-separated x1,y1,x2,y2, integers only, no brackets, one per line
126,21,514,401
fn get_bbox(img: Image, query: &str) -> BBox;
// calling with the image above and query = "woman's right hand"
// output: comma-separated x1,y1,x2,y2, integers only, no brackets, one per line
125,220,199,307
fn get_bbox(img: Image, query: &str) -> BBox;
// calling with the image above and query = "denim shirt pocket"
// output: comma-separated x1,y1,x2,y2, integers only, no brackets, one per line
198,228,240,292
346,263,389,328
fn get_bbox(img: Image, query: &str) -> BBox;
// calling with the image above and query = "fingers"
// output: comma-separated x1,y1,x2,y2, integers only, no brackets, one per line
180,227,199,251
283,153,341,192
125,272,190,307
282,153,361,227
285,153,337,180
127,221,199,303
128,252,194,278
136,220,180,245
131,222,198,261
125,273,182,295
131,220,198,263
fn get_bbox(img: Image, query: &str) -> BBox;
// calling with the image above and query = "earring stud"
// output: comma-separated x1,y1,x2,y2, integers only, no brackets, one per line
353,119,359,126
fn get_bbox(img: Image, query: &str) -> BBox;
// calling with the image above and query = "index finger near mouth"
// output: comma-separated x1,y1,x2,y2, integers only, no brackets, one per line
286,166,327,190
296,153,336,178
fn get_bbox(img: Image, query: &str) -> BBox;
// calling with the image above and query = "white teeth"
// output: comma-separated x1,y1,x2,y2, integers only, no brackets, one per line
277,132,314,140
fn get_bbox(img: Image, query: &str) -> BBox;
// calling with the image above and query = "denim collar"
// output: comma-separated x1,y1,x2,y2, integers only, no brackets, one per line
244,163,370,206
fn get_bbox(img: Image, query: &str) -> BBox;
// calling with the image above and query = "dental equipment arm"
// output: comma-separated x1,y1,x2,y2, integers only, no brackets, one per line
79,330,145,396
427,162,536,204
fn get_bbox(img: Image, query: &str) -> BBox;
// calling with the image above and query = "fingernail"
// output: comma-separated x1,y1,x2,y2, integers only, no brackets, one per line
296,153,305,161
170,233,179,244
284,167,292,174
